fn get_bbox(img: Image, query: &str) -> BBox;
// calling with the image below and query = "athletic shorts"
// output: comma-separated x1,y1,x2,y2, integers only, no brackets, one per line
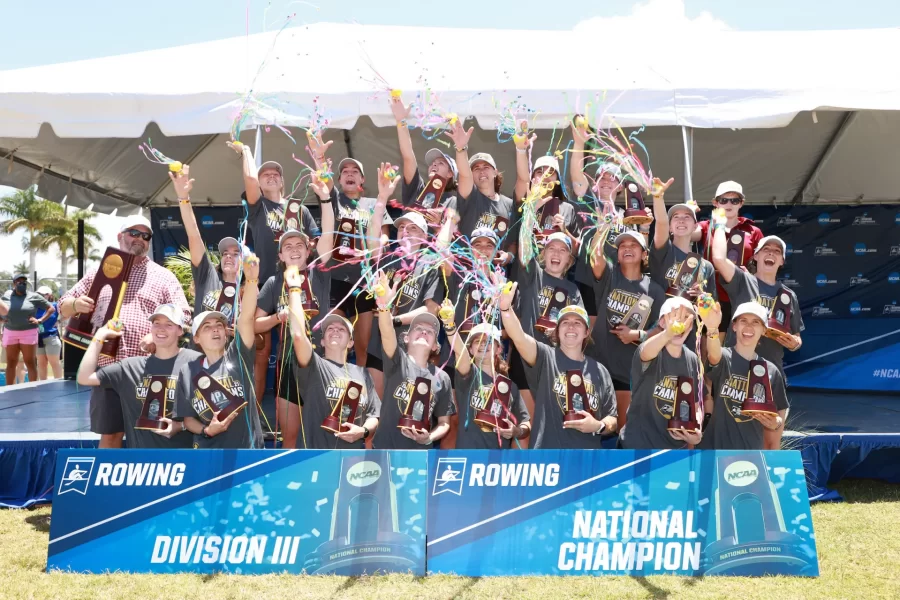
508,347,529,390
612,378,630,392
719,301,733,327
576,281,598,317
366,352,383,373
90,386,125,435
330,279,375,316
276,363,302,405
37,335,62,356
2,328,38,346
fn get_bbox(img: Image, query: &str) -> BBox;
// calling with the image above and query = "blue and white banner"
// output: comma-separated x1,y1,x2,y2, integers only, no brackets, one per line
48,449,427,575
426,449,819,577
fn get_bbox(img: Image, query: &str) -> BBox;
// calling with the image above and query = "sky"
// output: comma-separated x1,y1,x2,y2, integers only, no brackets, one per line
2,0,898,278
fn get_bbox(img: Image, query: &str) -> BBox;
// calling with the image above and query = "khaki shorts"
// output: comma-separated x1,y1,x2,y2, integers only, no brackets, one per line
37,335,62,356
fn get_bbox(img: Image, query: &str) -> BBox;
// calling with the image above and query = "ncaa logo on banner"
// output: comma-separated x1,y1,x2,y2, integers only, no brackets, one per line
433,457,467,496
723,460,759,487
817,213,840,225
816,274,837,287
201,215,215,229
779,274,801,288
888,272,900,284
854,243,876,255
895,212,900,225
884,302,900,315
785,244,802,256
58,457,96,496
849,302,870,315
849,274,871,286
164,246,178,258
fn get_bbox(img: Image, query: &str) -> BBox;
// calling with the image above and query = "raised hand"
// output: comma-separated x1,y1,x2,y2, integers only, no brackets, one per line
376,162,401,200
309,170,330,200
169,164,195,198
650,176,675,197
243,253,260,282
445,119,474,151
389,94,412,122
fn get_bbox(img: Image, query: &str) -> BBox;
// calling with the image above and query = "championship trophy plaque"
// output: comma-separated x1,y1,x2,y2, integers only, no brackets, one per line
703,452,815,575
493,216,510,239
622,181,652,225
564,370,588,422
321,380,364,433
283,200,303,232
414,174,448,211
334,217,358,262
458,285,482,336
304,453,419,575
535,287,568,334
726,230,746,265
537,197,562,239
193,371,246,420
741,360,779,417
135,375,173,430
214,282,237,322
63,247,135,358
398,377,432,430
667,253,703,297
474,375,513,429
764,288,793,341
294,271,320,317
620,294,653,332
667,376,700,432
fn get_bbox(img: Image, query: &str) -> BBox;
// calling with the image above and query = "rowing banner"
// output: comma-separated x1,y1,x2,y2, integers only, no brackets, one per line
48,449,427,575
426,449,818,576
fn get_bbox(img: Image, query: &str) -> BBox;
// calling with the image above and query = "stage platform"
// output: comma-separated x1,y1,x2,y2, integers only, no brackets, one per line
1,380,898,507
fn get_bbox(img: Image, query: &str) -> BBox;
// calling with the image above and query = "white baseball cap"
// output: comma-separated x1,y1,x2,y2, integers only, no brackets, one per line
148,303,186,328
338,158,365,177
395,211,429,234
466,323,502,345
533,155,561,174
468,152,497,170
659,296,695,317
754,235,786,257
714,181,744,198
36,285,52,295
731,301,768,324
544,231,573,252
614,230,648,250
191,310,227,337
120,215,153,233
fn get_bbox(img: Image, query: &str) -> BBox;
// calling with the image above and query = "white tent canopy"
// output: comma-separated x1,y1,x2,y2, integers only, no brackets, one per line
1,23,899,211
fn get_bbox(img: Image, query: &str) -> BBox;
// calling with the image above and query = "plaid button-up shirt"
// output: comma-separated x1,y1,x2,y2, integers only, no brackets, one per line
60,255,191,367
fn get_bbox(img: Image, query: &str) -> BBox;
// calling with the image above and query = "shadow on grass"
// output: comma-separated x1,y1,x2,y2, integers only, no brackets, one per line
631,576,671,599
329,575,360,598
25,513,50,534
833,479,900,504
442,576,480,599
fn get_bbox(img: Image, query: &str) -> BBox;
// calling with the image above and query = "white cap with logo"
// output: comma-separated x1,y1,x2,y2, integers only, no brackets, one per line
754,235,786,257
192,310,228,337
731,301,768,324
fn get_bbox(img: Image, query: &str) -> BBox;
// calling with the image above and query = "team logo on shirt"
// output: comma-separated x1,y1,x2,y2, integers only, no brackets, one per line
191,374,244,421
606,289,641,328
551,372,600,415
384,267,420,312
201,289,235,322
652,375,679,419
474,212,507,235
538,286,568,322
135,376,178,419
338,202,371,228
717,373,753,423
265,204,286,234
325,376,369,423
756,293,776,313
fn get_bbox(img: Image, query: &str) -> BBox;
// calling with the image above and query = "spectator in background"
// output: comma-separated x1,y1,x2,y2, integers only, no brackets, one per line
35,285,62,380
0,274,52,385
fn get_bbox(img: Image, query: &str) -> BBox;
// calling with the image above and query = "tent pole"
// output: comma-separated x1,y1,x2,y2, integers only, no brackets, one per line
681,126,694,201
254,125,263,170
792,111,857,205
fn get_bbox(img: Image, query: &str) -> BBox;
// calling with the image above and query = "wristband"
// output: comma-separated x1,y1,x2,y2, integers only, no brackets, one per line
318,197,332,204
245,279,258,286
455,145,468,153
706,329,720,338
288,286,303,294
592,422,606,436
639,330,648,343
178,197,190,204
362,426,370,439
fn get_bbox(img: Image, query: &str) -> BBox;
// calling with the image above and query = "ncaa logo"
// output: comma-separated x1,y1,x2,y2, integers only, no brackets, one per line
850,302,862,315
854,243,866,255
164,246,177,257
818,213,831,225
58,457,96,496
724,460,759,487
743,213,754,222
201,215,215,229
895,212,900,225
816,274,828,287
433,457,467,496
889,272,900,284
345,460,382,488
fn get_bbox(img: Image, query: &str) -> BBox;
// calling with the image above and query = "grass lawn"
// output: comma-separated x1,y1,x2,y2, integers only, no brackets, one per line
1,480,899,600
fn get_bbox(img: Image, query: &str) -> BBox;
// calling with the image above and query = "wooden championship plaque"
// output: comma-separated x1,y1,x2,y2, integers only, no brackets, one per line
415,174,448,211
564,370,588,422
620,294,653,332
398,376,432,430
765,287,793,340
63,247,135,358
283,200,304,233
474,374,513,429
535,287,568,334
135,375,173,430
622,181,652,225
726,229,746,265
321,380,363,433
294,271,320,317
666,253,703,297
214,282,238,323
333,217,358,262
667,376,700,432
194,370,247,421
492,216,510,239
458,285,482,336
741,360,779,417
537,197,562,239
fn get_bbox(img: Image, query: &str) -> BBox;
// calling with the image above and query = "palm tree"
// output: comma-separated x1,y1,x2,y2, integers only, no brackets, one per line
33,208,102,295
12,261,28,280
164,247,219,306
0,188,67,282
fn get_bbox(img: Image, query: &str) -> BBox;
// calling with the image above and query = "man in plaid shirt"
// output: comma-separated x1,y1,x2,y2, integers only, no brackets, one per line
60,215,191,448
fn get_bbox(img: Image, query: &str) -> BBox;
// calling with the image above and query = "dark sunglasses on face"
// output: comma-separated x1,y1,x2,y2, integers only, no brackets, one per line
124,228,153,241
716,196,743,206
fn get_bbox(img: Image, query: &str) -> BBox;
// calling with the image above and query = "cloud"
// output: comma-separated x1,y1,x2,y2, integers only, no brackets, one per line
573,0,731,37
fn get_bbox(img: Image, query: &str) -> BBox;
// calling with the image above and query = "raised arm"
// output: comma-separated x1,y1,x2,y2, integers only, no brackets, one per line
514,123,534,203
227,141,262,206
700,301,723,366
237,255,260,350
438,298,473,377
650,177,675,250
435,208,458,278
285,267,313,368
170,165,206,266
390,95,417,183
570,118,590,199
76,325,122,386
373,271,399,360
497,282,538,366
310,173,335,259
590,223,611,281
446,120,475,200
710,211,736,283
367,163,401,259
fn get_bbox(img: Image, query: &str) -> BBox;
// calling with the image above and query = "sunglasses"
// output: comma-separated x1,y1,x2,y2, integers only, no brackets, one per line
715,196,743,206
124,228,153,241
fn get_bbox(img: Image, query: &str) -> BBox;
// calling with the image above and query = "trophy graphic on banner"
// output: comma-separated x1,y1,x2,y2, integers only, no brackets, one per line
398,377,432,430
703,451,815,575
666,253,703,297
620,295,653,334
474,375,513,429
334,217,358,262
304,453,419,575
667,376,700,432
726,230,746,265
283,200,304,232
535,288,568,334
193,371,246,420
764,288,793,341
321,380,364,433
622,181,653,225
135,375,173,430
414,174,448,212
564,370,588,422
63,247,135,358
214,282,237,322
741,360,779,417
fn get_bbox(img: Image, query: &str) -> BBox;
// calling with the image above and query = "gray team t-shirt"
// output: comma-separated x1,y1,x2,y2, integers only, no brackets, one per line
573,210,630,287
590,262,666,383
293,352,381,449
192,253,238,324
515,258,583,345
619,346,701,450
258,268,331,349
371,347,454,449
247,195,319,284
454,367,530,450
721,268,804,373
178,340,263,449
3,291,51,331
523,342,616,449
456,187,515,248
97,349,202,449
331,192,394,284
402,168,458,212
700,348,789,451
